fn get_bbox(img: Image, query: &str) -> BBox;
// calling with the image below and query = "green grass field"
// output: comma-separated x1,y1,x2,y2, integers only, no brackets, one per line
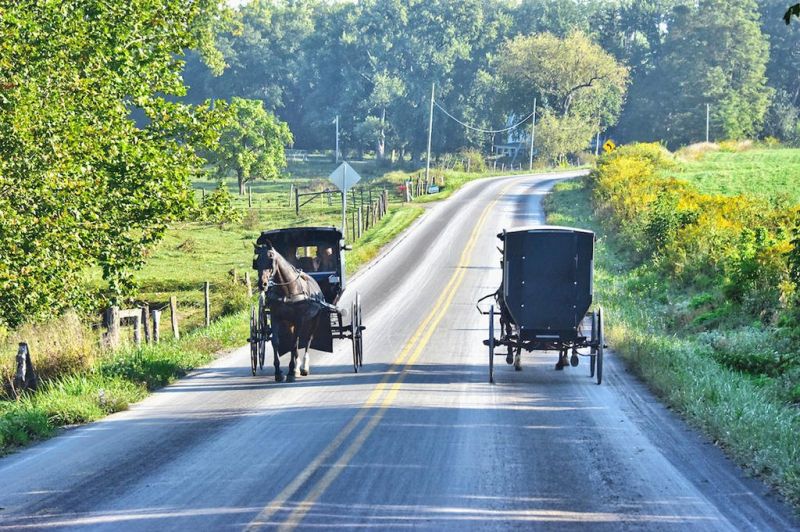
669,147,800,203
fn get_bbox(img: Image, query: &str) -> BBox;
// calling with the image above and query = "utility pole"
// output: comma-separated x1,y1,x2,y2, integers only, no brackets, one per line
529,98,537,171
706,104,710,143
335,115,340,162
425,83,435,185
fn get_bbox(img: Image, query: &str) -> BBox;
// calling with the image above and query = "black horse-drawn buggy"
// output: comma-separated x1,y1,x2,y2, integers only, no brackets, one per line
249,227,364,381
478,226,605,384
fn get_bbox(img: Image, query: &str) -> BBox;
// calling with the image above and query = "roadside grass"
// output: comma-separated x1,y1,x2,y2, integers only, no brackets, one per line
0,312,248,452
544,177,800,507
668,146,800,203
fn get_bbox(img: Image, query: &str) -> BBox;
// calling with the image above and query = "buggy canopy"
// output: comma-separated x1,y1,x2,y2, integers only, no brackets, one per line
500,226,595,340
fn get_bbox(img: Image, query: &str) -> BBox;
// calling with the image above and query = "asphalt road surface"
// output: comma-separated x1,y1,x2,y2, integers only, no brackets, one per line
1,171,798,531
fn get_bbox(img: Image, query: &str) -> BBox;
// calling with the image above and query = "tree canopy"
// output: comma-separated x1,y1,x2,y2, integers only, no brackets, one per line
0,0,231,327
208,97,292,195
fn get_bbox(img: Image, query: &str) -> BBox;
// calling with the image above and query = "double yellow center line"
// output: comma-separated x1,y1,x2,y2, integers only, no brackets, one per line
246,180,515,531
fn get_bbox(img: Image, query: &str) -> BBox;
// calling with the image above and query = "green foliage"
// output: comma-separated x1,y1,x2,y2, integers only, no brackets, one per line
197,182,243,225
207,97,292,195
620,0,772,147
454,149,487,173
491,31,628,162
593,143,797,318
495,31,629,127
0,0,232,327
545,176,800,506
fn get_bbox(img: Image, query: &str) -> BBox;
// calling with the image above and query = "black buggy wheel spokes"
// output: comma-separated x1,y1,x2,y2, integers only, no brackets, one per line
351,299,359,373
489,305,495,384
249,305,258,376
259,294,268,370
596,306,604,385
355,293,363,368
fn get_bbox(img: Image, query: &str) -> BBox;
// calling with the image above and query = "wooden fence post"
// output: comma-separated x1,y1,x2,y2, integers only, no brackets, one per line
248,186,253,208
289,183,294,208
295,187,300,215
151,309,161,343
104,306,120,349
357,206,362,238
170,296,180,340
132,314,142,347
204,281,211,327
142,304,150,344
245,271,252,297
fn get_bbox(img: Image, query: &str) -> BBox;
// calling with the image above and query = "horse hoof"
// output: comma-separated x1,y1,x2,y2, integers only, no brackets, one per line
300,369,308,377
275,372,285,382
505,354,513,365
570,354,579,367
555,363,564,371
286,373,296,383
514,365,522,371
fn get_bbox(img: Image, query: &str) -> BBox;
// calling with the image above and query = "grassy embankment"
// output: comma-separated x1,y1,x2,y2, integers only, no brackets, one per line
0,156,558,453
544,143,800,507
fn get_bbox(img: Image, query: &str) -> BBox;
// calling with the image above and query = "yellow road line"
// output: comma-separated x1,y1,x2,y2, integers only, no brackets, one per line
247,180,515,531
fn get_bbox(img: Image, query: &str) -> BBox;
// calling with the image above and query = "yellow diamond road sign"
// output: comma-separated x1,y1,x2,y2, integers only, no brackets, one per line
603,139,616,153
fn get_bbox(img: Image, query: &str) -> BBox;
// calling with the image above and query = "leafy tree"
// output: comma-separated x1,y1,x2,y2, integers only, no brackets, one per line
0,0,230,327
207,97,292,195
621,0,772,147
493,31,629,161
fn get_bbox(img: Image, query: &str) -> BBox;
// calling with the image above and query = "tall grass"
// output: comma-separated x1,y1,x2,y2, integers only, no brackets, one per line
0,312,248,453
544,177,800,506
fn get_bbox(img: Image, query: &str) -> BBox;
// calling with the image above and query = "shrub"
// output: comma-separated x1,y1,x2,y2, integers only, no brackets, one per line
218,283,251,317
198,183,242,225
675,142,720,161
592,142,797,319
455,149,487,173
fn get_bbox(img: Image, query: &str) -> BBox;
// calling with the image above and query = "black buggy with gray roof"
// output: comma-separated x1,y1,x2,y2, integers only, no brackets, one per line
248,226,364,375
477,225,605,384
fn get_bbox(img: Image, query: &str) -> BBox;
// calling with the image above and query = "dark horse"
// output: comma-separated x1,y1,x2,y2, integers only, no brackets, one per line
256,242,328,382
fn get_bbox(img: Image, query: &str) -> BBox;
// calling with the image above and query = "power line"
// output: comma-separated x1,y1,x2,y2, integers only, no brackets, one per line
433,100,535,134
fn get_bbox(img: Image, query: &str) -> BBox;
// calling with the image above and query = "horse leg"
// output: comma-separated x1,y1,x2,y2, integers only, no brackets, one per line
272,327,284,382
273,349,284,382
300,346,310,377
300,315,319,377
514,347,522,371
286,336,299,383
555,349,567,370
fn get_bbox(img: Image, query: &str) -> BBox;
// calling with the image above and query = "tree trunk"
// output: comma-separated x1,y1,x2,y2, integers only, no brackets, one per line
377,108,386,160
238,170,245,196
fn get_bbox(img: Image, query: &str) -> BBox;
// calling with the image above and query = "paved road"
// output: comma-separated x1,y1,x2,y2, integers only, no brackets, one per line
1,172,797,531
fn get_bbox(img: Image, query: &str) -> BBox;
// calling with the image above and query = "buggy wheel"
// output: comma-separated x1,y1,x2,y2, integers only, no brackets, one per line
355,293,363,368
258,294,269,370
596,307,604,385
589,310,597,378
489,305,495,384
351,299,359,373
249,306,258,376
